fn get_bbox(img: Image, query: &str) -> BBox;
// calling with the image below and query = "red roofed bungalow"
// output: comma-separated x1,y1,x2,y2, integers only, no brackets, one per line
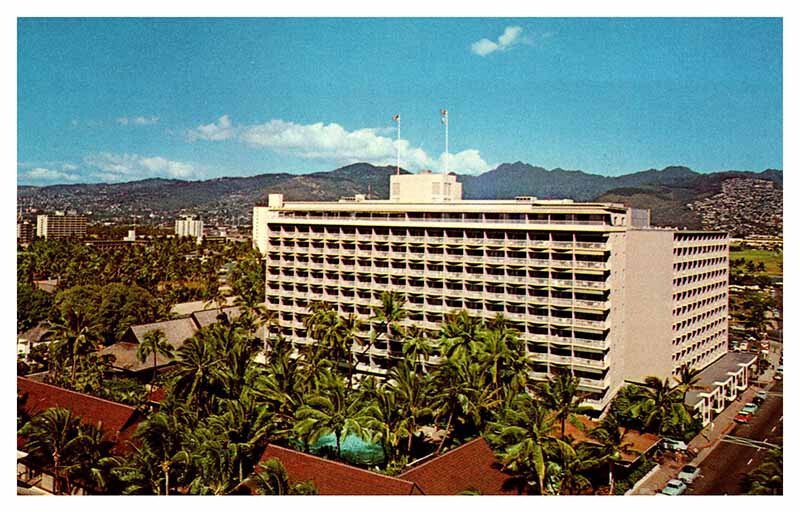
17,376,142,450
17,377,145,494
258,445,423,495
399,437,521,495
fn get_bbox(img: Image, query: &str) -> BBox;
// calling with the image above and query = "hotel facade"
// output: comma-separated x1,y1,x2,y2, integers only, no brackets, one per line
253,172,729,409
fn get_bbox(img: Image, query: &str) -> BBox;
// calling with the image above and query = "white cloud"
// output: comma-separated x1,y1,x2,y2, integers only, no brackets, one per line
187,114,237,141
471,25,525,56
189,116,491,174
24,167,80,182
83,152,197,181
117,115,159,126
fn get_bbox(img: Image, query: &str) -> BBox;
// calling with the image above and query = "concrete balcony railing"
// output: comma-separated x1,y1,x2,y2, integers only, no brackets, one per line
574,299,609,309
575,242,607,250
506,239,528,248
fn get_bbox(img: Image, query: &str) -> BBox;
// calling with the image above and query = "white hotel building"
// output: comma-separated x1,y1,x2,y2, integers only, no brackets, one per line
253,172,729,409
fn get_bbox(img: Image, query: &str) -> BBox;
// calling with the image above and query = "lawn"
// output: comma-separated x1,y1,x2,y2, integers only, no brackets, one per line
732,248,783,276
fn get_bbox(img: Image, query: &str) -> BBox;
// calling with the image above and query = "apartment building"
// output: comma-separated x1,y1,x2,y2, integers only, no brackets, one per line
35,212,87,240
17,220,34,244
253,172,729,410
175,215,204,241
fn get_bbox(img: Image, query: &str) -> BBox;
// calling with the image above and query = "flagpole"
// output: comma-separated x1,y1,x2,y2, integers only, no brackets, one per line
441,108,449,175
396,115,400,175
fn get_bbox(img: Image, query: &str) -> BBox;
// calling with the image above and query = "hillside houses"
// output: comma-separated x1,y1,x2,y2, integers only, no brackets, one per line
688,178,782,237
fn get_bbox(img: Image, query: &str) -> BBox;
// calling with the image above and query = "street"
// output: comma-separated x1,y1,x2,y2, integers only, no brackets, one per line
687,379,782,495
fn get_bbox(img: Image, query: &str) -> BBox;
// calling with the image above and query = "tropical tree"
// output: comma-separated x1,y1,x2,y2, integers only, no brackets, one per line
487,394,571,495
549,441,597,495
243,458,318,495
674,364,702,395
535,370,593,439
294,370,373,459
122,409,192,495
171,336,224,415
477,322,529,398
746,448,782,495
628,376,694,436
364,382,406,467
206,393,275,484
20,407,99,494
371,291,407,356
46,308,102,387
586,414,636,495
136,329,174,386
402,325,434,372
431,357,502,452
390,360,433,454
439,310,482,361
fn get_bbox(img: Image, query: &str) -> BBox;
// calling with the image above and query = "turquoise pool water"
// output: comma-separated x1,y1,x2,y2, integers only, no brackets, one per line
310,432,385,465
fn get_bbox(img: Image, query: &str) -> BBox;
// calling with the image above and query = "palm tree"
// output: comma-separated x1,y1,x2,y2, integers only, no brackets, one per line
431,358,502,453
487,394,571,495
171,336,224,415
586,413,636,495
252,349,308,435
674,364,702,394
46,308,102,387
20,407,91,494
136,329,174,386
402,325,434,372
207,393,275,484
628,376,693,436
550,442,597,495
294,370,373,459
371,291,407,356
439,309,482,361
477,323,529,398
364,383,406,466
129,409,191,495
535,370,593,439
390,360,433,454
244,458,317,495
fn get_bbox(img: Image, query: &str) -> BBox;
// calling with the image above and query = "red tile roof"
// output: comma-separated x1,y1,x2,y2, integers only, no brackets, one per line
564,416,661,464
17,377,141,449
399,438,520,495
258,445,422,495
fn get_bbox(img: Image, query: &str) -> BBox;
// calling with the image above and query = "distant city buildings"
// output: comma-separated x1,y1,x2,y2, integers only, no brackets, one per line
35,212,87,240
175,214,204,241
17,220,34,244
254,172,730,411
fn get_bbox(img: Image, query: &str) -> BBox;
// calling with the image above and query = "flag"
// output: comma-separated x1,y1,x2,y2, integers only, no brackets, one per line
440,108,448,124
392,114,400,121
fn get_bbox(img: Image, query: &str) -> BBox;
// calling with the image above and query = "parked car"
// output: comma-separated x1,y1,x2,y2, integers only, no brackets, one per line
660,479,688,495
678,465,701,484
734,411,752,424
755,390,769,402
661,438,688,451
741,403,759,415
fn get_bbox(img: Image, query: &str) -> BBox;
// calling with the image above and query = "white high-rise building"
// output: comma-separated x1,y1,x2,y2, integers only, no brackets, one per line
175,215,204,241
253,172,729,410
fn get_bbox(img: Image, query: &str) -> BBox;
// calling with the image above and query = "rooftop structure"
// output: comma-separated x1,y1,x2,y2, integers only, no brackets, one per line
253,172,730,410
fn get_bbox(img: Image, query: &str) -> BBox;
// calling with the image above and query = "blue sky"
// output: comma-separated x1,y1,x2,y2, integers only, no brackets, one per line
17,17,782,185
